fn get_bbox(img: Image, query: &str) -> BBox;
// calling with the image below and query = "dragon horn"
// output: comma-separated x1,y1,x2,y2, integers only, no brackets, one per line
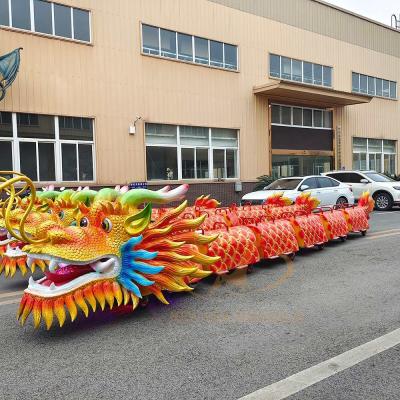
120,184,189,208
157,185,171,193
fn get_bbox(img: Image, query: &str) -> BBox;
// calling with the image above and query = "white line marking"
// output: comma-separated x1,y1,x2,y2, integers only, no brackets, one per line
373,211,400,215
0,290,24,299
239,328,400,400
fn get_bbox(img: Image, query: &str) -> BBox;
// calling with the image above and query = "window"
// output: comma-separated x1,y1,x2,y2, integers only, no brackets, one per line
352,72,359,92
141,24,238,71
303,62,313,84
360,75,367,94
54,3,71,38
210,41,223,68
0,111,13,137
194,37,209,65
59,116,94,181
269,54,333,88
34,0,52,34
0,141,13,170
352,72,396,99
142,24,159,55
323,66,332,87
272,155,332,178
313,110,323,128
224,44,237,70
317,177,338,188
0,0,91,42
313,64,322,86
160,28,176,58
293,107,303,126
303,109,313,127
292,60,302,82
11,0,30,30
367,76,375,96
383,80,390,98
178,33,193,62
0,112,94,182
270,54,280,78
352,137,396,175
271,104,333,129
145,124,239,181
0,0,9,26
281,57,291,80
73,8,90,42
0,112,13,171
376,78,383,97
281,106,291,125
302,177,318,189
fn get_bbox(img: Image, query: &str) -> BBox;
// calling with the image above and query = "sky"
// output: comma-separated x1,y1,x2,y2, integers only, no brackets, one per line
324,0,400,27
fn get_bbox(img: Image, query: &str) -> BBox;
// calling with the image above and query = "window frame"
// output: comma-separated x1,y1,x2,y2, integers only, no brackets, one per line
352,137,397,174
271,103,333,130
140,22,239,72
145,123,240,181
0,112,95,183
0,0,92,44
269,53,333,88
351,71,397,100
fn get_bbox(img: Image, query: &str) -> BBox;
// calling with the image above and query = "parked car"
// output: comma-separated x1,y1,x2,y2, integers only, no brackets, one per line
323,170,400,211
241,175,354,207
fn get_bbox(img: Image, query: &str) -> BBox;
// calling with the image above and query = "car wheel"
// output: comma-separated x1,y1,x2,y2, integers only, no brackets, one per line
373,192,393,211
336,196,348,206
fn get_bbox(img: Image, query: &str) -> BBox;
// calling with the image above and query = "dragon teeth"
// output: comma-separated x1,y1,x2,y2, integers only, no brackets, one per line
26,257,34,268
91,259,114,274
28,277,35,287
49,283,56,290
49,259,58,272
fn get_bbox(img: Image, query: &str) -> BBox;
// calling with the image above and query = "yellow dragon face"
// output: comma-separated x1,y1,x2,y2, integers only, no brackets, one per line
0,188,98,277
18,185,219,329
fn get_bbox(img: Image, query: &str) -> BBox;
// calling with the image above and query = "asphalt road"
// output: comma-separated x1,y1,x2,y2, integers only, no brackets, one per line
1,210,400,399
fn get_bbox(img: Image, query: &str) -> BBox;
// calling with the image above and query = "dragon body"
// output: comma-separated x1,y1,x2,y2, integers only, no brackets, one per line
0,173,374,329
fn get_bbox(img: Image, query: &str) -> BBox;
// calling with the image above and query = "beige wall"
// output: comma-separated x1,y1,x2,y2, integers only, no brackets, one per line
1,0,400,185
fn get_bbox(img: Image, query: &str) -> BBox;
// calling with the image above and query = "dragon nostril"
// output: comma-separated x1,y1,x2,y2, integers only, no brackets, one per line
100,258,108,262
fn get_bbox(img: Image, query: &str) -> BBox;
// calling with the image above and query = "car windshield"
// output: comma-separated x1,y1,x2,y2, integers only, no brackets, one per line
265,178,302,190
364,172,394,182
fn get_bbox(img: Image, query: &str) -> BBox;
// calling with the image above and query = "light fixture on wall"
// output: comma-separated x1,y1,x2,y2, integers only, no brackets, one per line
129,116,143,135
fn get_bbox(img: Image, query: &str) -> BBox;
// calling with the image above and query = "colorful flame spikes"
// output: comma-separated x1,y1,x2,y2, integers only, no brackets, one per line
263,192,292,207
17,281,139,329
194,195,221,208
0,255,48,278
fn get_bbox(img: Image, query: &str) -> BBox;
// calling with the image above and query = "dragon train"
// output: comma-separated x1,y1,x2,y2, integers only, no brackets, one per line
0,172,374,329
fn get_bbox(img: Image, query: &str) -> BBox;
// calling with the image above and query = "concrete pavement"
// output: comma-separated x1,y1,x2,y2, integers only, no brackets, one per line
0,211,400,399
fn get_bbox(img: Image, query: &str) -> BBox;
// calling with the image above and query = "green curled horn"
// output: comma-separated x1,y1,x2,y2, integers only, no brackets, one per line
71,189,98,206
124,204,152,235
36,190,61,202
94,188,121,202
119,184,189,209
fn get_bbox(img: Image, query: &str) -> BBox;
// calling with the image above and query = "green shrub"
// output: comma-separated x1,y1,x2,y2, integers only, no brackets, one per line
254,175,275,191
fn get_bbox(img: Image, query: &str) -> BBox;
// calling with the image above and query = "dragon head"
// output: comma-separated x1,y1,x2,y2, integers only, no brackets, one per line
19,184,219,329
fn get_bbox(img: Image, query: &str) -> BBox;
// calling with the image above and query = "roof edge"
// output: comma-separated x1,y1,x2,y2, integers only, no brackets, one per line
312,0,400,34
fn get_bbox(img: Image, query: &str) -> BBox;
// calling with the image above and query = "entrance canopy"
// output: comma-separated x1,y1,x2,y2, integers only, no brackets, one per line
253,80,372,108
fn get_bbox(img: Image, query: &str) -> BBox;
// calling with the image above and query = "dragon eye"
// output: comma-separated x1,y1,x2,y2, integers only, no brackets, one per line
79,217,89,228
101,218,112,232
58,210,65,219
47,209,52,214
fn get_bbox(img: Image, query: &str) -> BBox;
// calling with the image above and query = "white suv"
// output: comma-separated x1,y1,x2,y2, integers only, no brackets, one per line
323,170,400,211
